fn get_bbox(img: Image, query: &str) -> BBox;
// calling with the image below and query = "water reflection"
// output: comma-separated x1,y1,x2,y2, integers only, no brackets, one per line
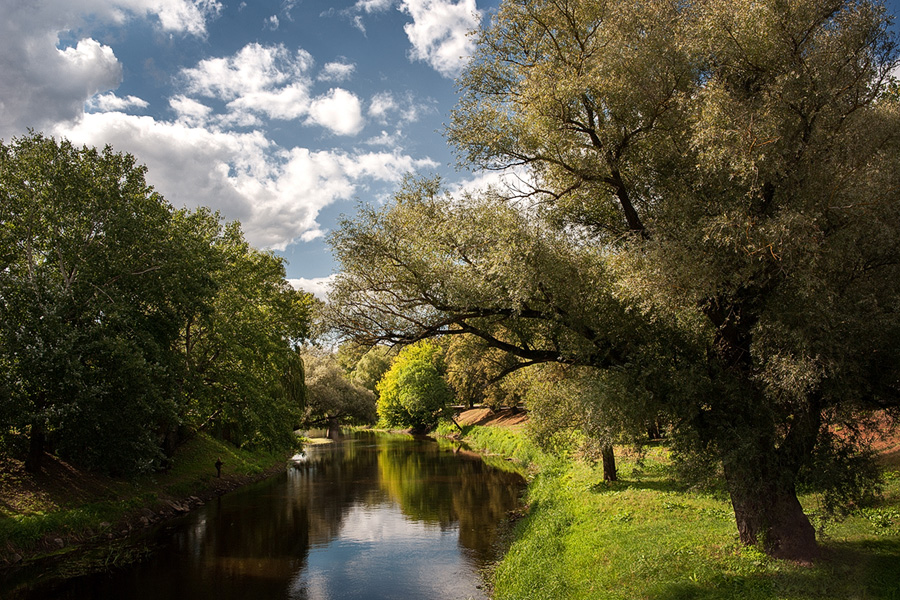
15,431,524,600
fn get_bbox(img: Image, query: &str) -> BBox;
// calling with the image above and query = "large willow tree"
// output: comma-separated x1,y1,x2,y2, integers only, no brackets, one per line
327,0,900,561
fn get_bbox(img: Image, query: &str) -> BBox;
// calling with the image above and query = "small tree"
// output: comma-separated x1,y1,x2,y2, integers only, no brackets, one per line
376,341,452,430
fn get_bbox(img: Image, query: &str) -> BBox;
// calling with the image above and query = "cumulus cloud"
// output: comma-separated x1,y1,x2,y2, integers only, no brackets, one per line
169,95,213,126
306,88,365,136
368,91,431,125
368,92,398,122
288,275,335,301
180,43,365,135
54,111,436,250
0,0,219,139
319,61,356,82
151,0,222,36
366,130,402,147
400,0,480,78
265,15,279,30
182,43,313,101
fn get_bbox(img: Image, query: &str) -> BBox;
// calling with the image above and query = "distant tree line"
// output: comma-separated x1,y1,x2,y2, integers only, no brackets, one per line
0,133,315,475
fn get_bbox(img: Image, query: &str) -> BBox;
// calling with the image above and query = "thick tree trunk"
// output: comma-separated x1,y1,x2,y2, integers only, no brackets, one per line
24,422,45,474
724,462,819,562
601,444,617,482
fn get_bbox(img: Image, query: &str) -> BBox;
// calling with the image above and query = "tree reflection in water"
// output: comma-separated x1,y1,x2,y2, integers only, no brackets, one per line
18,431,524,600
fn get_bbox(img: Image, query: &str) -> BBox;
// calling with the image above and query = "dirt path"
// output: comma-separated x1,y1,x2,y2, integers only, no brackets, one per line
455,407,529,429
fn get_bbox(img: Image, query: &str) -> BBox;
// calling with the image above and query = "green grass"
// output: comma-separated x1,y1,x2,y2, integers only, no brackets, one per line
450,424,900,600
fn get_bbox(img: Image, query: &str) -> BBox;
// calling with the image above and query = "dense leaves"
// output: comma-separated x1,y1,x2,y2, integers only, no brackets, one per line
329,0,900,561
376,341,452,430
0,133,314,473
301,351,376,437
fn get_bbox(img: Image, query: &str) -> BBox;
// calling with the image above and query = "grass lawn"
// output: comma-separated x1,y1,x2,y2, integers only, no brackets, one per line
447,423,900,600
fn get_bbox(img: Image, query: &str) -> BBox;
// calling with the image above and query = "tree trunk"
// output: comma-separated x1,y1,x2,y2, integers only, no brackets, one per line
24,421,45,474
601,443,617,481
724,462,819,562
326,417,343,440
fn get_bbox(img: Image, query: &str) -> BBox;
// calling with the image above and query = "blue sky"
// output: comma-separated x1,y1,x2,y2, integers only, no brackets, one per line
1,0,898,298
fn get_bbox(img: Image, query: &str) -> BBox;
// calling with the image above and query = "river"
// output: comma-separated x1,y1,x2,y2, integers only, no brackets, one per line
13,431,525,599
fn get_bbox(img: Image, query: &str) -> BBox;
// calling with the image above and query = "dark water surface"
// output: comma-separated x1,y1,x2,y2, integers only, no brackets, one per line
15,431,525,599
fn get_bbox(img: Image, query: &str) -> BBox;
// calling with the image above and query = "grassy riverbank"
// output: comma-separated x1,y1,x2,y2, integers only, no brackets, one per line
0,433,293,566
442,420,900,600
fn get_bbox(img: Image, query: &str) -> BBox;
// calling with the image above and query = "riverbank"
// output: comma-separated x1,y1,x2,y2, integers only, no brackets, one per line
0,434,294,569
444,410,900,600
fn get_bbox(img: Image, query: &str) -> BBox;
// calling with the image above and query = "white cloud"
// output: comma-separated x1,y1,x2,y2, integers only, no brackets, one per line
180,44,368,135
182,43,313,101
368,91,430,125
354,0,394,13
0,0,219,139
366,130,401,147
265,14,279,30
151,0,222,36
169,94,213,126
288,275,335,300
368,92,398,122
319,61,356,82
350,15,367,34
399,0,480,78
306,88,365,136
225,82,312,122
88,92,149,112
54,111,435,250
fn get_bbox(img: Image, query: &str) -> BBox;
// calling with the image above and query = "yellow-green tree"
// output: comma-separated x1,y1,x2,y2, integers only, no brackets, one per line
376,341,452,430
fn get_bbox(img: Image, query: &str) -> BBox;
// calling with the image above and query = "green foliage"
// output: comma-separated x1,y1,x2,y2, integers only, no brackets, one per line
176,213,315,450
444,334,524,409
0,132,314,472
350,345,395,395
301,351,376,428
376,341,452,430
0,132,184,473
328,0,900,559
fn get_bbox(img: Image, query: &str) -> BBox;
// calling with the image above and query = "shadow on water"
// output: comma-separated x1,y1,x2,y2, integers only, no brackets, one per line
5,431,526,600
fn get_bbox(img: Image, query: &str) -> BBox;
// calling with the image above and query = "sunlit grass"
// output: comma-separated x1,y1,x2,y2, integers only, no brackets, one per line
451,424,900,600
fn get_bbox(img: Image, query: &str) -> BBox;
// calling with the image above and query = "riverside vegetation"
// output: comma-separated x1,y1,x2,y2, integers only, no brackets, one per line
0,433,293,571
436,419,900,600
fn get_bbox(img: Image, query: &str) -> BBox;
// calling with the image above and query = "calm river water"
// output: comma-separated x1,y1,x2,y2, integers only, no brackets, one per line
14,431,525,599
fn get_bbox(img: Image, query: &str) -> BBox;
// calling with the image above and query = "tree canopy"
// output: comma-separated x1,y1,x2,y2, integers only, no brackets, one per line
327,0,900,561
0,133,314,473
301,350,376,438
376,341,453,430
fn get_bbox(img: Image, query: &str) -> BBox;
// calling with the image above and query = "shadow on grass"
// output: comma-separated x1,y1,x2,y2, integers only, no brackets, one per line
587,478,687,495
650,538,900,600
